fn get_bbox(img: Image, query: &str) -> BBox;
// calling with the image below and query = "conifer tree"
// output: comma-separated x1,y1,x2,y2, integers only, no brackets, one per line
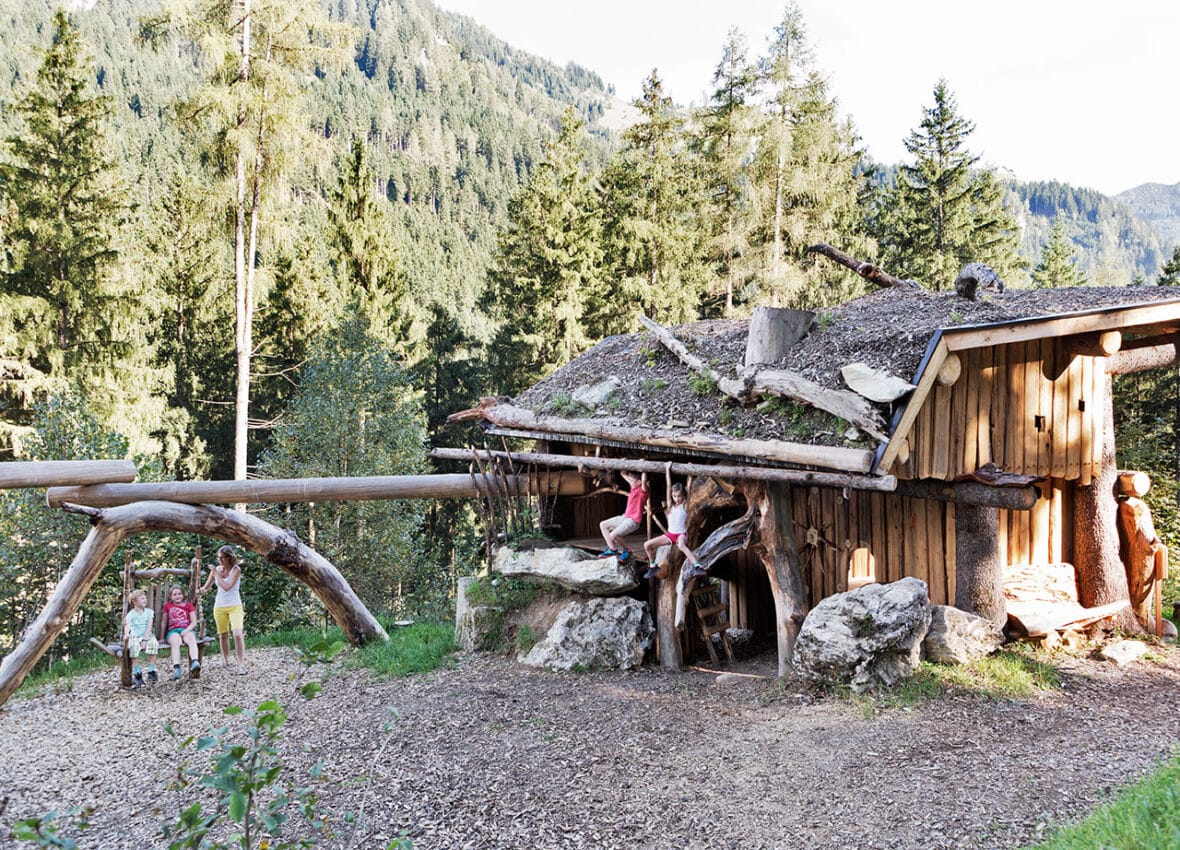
1032,217,1086,289
695,29,760,317
144,0,353,481
484,108,603,393
875,80,1022,289
0,10,130,453
598,71,709,330
753,4,870,308
1157,246,1180,286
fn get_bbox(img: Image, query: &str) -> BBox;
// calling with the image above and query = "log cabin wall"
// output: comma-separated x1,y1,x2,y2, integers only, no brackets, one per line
783,485,955,607
896,340,1106,485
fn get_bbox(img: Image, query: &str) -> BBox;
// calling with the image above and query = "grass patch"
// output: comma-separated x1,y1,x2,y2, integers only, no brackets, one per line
854,648,1063,714
349,620,457,678
1024,754,1180,849
15,651,113,698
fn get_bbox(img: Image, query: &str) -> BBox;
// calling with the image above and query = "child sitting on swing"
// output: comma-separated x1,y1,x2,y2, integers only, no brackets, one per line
643,462,705,580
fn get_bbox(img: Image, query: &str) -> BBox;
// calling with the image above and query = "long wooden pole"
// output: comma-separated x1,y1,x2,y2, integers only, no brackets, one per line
46,472,589,509
0,460,137,489
431,447,897,493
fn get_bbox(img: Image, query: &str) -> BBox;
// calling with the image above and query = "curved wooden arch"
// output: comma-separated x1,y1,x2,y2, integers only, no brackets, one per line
0,501,388,707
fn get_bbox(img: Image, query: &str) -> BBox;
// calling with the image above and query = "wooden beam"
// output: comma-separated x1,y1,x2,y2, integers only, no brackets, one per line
452,400,877,473
46,472,590,509
895,479,1039,510
805,243,921,289
0,460,137,489
1106,338,1180,375
431,449,898,493
942,300,1180,352
1066,331,1122,357
878,338,949,473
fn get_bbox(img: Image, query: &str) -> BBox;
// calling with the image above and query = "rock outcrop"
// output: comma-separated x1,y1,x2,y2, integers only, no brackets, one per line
519,597,653,671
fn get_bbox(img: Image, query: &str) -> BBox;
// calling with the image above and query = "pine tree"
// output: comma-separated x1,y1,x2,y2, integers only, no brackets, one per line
1158,246,1180,286
876,80,1022,289
1032,217,1086,289
695,29,760,317
0,10,130,453
753,4,871,308
144,0,353,481
598,71,709,330
484,108,603,393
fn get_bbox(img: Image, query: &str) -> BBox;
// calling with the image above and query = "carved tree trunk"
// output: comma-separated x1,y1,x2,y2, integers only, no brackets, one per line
750,483,808,676
1073,373,1141,631
953,503,1006,627
0,501,388,707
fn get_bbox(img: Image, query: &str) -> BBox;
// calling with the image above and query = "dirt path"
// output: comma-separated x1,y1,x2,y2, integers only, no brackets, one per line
3,645,1180,850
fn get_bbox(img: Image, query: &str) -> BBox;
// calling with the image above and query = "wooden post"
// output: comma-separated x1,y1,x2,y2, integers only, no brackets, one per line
953,503,1006,627
0,501,389,707
0,460,137,489
752,483,808,675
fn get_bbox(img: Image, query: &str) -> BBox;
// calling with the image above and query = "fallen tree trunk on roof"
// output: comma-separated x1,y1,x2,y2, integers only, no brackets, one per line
638,315,888,442
805,243,922,290
431,447,897,492
0,500,387,708
449,399,876,473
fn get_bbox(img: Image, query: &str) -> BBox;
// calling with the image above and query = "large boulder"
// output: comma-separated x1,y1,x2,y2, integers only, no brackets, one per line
922,605,1005,665
519,597,653,671
494,545,638,595
794,578,932,693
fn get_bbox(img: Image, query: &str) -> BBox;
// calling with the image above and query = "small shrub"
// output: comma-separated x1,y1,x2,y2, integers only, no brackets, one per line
639,344,661,367
546,393,588,417
687,372,717,396
515,624,537,654
639,377,667,393
817,312,836,331
8,806,92,848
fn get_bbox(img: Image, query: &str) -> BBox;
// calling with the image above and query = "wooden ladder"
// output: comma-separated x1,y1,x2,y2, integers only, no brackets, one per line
690,581,734,666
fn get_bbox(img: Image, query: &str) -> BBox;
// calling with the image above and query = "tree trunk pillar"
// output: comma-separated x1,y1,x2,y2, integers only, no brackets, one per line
753,484,808,676
953,503,1006,627
1074,372,1140,630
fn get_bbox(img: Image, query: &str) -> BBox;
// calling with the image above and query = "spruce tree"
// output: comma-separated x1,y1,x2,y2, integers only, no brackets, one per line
876,80,1022,289
1158,246,1180,286
1032,218,1086,289
484,108,603,393
0,10,130,453
695,28,760,317
753,4,870,308
598,71,709,330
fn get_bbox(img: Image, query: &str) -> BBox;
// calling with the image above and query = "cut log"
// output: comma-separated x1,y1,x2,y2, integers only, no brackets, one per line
896,479,1038,510
0,501,388,707
1007,599,1131,638
1067,331,1122,358
1116,470,1151,498
0,460,137,489
430,448,897,493
937,354,962,386
46,471,589,509
1106,336,1180,375
805,243,921,289
456,400,877,473
745,307,815,367
638,315,888,442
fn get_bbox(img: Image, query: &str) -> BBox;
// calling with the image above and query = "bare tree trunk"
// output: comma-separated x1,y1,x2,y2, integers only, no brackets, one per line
0,500,387,707
232,0,253,486
953,503,1005,627
751,484,807,675
1074,372,1141,631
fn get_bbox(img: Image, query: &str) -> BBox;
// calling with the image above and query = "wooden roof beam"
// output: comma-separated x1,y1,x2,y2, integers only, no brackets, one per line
0,460,137,489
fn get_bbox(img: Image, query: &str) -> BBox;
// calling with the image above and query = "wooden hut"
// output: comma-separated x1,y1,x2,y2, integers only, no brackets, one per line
451,284,1180,672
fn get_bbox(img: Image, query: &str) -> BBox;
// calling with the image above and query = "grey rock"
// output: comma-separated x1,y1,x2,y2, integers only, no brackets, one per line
954,262,1004,301
571,376,622,407
794,577,932,693
519,596,653,671
923,605,1005,665
494,545,638,595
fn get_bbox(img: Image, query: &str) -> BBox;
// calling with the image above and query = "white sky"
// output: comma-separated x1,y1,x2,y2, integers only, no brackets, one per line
431,0,1177,197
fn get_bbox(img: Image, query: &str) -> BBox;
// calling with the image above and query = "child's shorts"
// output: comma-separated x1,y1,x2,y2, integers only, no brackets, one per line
128,635,159,658
213,604,245,634
602,515,640,538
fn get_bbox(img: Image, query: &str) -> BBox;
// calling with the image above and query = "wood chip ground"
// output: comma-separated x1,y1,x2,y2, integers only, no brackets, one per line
2,645,1180,849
